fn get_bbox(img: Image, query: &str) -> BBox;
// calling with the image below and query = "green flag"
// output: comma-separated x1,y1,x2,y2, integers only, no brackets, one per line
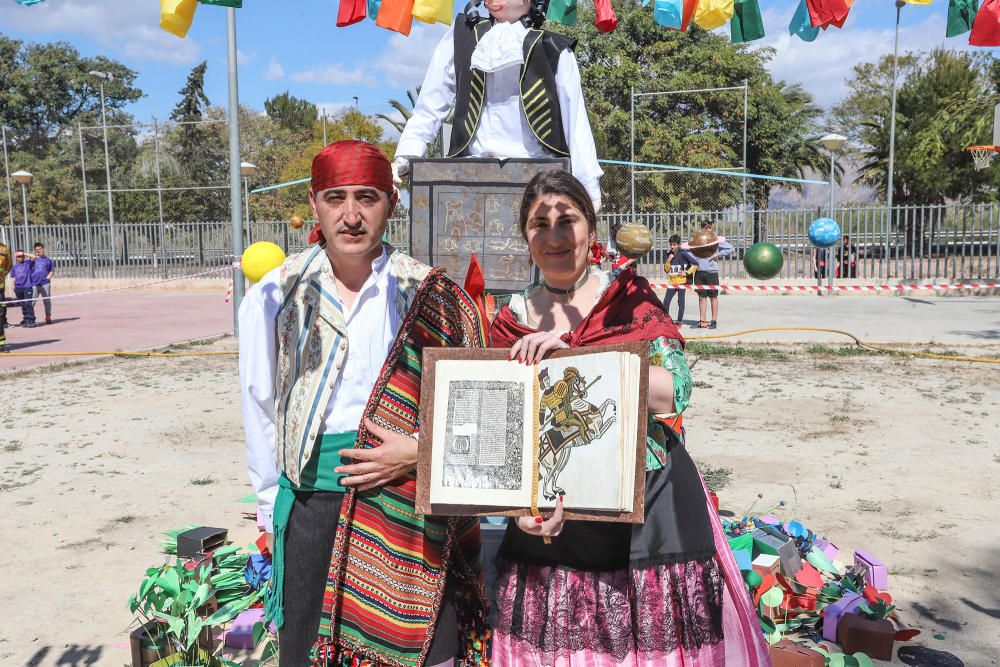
199,0,243,6
731,0,765,42
947,0,979,36
547,0,578,25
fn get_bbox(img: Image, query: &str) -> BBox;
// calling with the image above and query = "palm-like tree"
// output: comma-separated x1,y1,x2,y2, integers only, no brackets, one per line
378,87,453,159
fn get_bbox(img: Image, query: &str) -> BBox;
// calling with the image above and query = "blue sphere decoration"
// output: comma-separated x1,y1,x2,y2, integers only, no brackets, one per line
809,218,842,248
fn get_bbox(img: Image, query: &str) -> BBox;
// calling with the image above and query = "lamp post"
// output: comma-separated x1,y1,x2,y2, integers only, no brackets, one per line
887,0,904,212
240,161,257,245
12,170,32,251
89,69,117,276
820,134,847,293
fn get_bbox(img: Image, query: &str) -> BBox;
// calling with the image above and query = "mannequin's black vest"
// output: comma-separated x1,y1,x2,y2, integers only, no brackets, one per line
449,14,576,158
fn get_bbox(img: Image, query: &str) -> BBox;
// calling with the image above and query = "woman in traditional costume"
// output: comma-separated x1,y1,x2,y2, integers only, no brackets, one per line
488,170,770,666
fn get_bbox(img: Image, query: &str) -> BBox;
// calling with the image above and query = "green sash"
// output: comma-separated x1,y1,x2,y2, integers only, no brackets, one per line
265,431,356,628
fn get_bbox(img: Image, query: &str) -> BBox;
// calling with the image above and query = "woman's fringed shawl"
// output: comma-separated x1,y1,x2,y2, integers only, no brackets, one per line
312,267,491,667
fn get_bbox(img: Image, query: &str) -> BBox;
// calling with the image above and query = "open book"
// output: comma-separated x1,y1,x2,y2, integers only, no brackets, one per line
416,343,648,523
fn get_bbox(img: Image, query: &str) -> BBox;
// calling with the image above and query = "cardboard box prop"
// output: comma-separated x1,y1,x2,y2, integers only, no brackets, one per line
752,526,802,577
176,526,228,559
821,592,865,642
224,608,265,649
853,550,888,590
838,613,896,660
768,639,825,667
752,553,780,578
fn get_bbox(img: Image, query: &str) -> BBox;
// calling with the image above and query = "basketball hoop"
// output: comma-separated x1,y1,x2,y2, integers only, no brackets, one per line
968,145,999,170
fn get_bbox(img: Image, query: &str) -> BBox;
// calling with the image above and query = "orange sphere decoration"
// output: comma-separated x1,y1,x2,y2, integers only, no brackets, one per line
289,215,304,230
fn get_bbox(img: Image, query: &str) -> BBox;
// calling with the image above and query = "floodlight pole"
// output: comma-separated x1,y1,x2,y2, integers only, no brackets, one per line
92,72,118,277
2,126,15,255
887,0,903,212
227,7,246,334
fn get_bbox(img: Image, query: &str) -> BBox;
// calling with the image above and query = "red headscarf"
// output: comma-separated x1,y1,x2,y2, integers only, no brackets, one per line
490,267,684,349
308,140,395,245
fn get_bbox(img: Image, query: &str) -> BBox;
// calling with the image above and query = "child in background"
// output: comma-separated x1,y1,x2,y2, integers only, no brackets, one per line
662,234,696,325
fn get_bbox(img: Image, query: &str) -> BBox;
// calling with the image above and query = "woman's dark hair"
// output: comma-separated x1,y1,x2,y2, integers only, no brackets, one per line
518,169,597,239
668,234,681,244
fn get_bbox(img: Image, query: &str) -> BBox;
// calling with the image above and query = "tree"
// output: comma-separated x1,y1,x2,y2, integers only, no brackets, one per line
0,36,142,157
837,49,1000,205
377,86,449,160
830,53,920,147
549,4,828,213
264,92,318,132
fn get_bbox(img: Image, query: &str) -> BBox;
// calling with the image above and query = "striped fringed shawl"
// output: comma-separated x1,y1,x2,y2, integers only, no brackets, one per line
311,267,491,667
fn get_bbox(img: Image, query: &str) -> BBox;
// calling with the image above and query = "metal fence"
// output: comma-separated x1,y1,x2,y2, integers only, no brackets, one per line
16,203,999,283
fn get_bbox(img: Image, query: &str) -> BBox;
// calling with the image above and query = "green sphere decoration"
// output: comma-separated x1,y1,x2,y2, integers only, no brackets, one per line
744,569,763,588
743,242,784,280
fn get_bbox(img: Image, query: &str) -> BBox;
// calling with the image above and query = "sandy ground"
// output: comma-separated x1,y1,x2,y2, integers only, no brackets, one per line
0,337,997,666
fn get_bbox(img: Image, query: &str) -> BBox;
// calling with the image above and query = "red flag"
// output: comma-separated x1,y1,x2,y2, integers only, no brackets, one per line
337,0,367,26
594,0,619,31
464,252,486,301
970,0,1000,45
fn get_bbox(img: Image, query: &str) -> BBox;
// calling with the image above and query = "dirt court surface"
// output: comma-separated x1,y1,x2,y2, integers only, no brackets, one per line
0,337,997,666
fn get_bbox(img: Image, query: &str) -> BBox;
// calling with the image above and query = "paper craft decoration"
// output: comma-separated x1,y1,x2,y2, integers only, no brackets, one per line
838,613,896,660
160,0,198,38
970,0,1000,45
768,639,825,667
376,0,416,35
789,0,821,41
338,0,367,26
814,537,839,560
853,550,889,590
176,526,227,558
412,0,453,24
821,592,864,642
752,553,781,578
416,344,648,522
948,0,980,35
225,608,265,649
694,0,734,29
547,0,579,25
805,0,851,28
752,525,802,577
731,0,765,42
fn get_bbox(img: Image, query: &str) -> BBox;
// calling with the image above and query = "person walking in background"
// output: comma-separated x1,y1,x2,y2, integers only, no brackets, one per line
662,234,696,325
10,251,35,328
30,242,54,324
813,246,828,295
0,243,10,352
837,235,857,279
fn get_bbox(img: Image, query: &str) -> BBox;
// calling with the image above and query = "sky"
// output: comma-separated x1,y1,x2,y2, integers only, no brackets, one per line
0,0,989,128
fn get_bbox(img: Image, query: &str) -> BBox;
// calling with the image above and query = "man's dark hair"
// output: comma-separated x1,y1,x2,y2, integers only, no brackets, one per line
518,170,596,239
33,242,44,249
669,234,681,244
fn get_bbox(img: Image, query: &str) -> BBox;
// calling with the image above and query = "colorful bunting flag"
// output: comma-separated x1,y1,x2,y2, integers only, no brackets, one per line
948,0,980,35
160,0,199,38
805,0,851,29
412,0,453,24
375,0,415,34
902,0,932,5
338,0,367,26
694,0,735,30
367,0,383,23
198,0,243,6
548,0,579,25
595,0,619,32
653,0,686,29
731,0,765,42
14,0,48,5
789,0,821,41
970,0,1000,44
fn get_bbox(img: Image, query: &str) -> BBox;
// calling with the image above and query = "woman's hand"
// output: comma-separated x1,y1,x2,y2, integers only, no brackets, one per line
515,495,565,538
336,418,418,491
510,331,569,365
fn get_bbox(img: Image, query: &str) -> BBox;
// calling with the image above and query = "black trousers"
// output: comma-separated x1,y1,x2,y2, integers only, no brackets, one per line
280,490,459,666
14,286,34,323
662,288,686,323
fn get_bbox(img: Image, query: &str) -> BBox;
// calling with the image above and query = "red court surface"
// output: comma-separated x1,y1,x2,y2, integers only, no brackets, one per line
1,291,234,373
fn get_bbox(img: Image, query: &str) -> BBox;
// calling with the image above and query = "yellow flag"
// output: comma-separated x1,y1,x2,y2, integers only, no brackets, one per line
694,0,734,29
160,0,198,38
902,0,932,5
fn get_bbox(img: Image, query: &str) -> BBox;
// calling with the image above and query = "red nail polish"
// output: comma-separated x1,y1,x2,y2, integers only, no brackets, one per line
535,516,544,524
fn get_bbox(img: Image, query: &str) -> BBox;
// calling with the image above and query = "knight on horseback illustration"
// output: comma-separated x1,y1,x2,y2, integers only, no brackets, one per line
537,366,617,501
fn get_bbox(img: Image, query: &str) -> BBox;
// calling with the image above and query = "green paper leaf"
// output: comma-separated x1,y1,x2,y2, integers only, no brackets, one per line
934,633,946,640
853,653,874,667
236,493,257,503
159,568,181,597
761,587,784,607
828,655,847,667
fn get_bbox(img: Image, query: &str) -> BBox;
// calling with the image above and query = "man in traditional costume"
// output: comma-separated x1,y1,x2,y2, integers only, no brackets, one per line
0,242,11,353
239,140,490,667
392,0,603,209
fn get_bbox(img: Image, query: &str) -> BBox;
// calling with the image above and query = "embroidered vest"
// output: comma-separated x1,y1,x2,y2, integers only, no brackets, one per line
449,14,575,158
273,245,430,485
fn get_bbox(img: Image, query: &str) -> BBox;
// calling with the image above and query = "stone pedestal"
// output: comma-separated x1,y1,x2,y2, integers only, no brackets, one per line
409,157,569,292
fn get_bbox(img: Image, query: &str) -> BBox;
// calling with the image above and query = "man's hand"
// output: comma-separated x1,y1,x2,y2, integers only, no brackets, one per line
391,157,410,186
336,417,418,491
266,532,274,555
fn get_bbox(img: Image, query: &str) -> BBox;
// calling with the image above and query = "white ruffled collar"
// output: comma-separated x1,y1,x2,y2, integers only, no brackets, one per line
470,20,528,73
